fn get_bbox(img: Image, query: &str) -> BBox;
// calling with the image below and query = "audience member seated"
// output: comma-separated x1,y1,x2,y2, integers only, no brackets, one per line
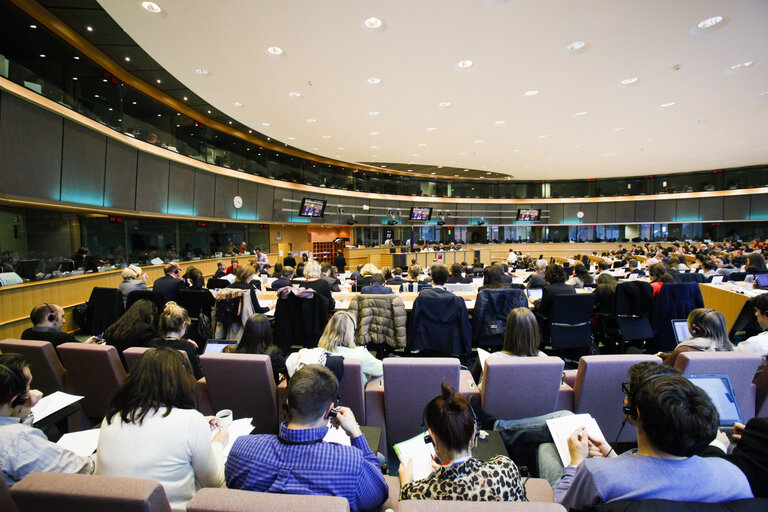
472,307,547,383
285,311,383,382
549,362,753,509
321,262,342,292
399,383,526,502
478,265,507,291
472,257,484,270
702,418,768,498
225,364,388,512
349,263,364,281
659,308,733,366
746,253,767,274
0,250,17,273
213,260,227,278
21,303,98,347
649,262,675,297
701,258,719,279
118,265,148,307
593,273,618,317
103,299,158,367
0,353,95,486
360,273,393,295
270,267,294,291
596,260,612,277
446,263,473,284
302,260,336,309
96,347,227,511
271,262,283,278
295,262,305,278
627,258,646,277
152,262,188,303
533,264,576,319
525,259,548,289
566,262,594,288
230,265,271,314
735,295,768,358
499,263,514,284
226,258,239,275
223,314,286,384
386,267,408,285
148,302,203,379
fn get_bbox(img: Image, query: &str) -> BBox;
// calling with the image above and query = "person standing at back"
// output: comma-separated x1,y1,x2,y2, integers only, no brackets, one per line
152,262,187,303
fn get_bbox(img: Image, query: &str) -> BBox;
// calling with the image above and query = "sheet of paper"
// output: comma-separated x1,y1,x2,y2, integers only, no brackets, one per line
323,422,352,446
546,413,606,467
477,347,492,373
393,431,437,481
31,391,83,423
57,429,99,457
215,417,255,457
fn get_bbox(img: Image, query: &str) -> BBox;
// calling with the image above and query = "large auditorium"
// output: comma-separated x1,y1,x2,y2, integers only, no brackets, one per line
0,1,766,510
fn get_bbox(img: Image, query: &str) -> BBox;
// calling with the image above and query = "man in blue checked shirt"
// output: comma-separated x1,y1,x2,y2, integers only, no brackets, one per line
226,364,388,511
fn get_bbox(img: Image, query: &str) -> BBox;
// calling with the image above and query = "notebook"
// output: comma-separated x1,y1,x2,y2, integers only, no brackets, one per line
684,374,743,427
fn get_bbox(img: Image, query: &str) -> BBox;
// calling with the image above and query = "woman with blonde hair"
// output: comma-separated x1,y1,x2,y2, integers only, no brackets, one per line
300,259,335,310
285,311,383,382
118,265,148,306
148,302,203,379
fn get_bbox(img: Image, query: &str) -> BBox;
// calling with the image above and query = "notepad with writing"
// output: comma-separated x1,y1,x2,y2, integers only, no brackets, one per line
393,431,437,481
546,413,606,466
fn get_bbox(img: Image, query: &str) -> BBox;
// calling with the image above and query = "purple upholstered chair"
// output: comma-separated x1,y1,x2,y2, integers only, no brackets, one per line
0,339,66,395
673,351,762,422
187,488,349,512
10,473,171,512
569,354,662,443
481,357,566,420
755,365,768,418
200,353,277,434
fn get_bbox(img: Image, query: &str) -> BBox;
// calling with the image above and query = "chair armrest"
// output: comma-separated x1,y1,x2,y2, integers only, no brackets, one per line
459,370,480,402
276,379,288,423
380,475,401,512
562,369,577,387
525,477,554,502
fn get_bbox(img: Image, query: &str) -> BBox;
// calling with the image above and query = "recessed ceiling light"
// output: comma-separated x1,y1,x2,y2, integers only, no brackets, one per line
474,139,484,144
266,46,284,57
29,24,36,29
438,102,452,108
86,26,93,32
380,165,387,167
418,143,427,147
262,122,271,126
430,172,436,175
156,79,161,84
72,77,77,80
124,56,131,62
454,174,460,177
659,102,677,108
182,96,188,101
757,91,768,97
459,151,467,156
538,134,549,139
73,56,79,60
512,149,521,152
613,126,627,132
692,15,728,34
370,145,379,149
288,92,302,98
194,67,209,75
427,127,437,132
337,147,344,151
727,61,756,74
102,79,107,82
233,102,243,107
412,153,420,157
39,54,45,58
141,2,163,14
94,94,99,98
698,15,724,29
619,77,638,87
492,120,506,126
455,59,474,71
133,101,137,105
367,77,381,85
228,121,232,125
563,41,590,55
369,131,379,136
322,135,331,139
523,90,539,97
463,169,469,172
407,169,413,172
369,111,380,116
248,130,252,134
362,17,385,33
573,111,589,118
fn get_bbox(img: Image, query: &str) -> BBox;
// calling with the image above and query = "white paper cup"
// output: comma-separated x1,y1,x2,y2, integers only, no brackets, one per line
215,409,233,427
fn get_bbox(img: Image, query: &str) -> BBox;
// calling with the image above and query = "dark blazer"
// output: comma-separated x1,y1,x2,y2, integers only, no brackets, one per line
334,254,347,272
270,276,293,291
360,283,394,295
283,255,297,268
387,276,408,285
21,327,78,348
408,287,472,356
629,268,647,277
320,274,341,292
526,273,548,289
152,275,187,303
534,282,576,318
446,276,473,284
213,268,227,278
353,276,374,292
149,337,203,379
301,279,336,311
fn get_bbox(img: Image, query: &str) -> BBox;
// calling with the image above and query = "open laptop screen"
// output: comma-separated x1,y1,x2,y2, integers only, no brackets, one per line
684,374,743,426
526,288,543,301
671,319,692,344
755,273,768,288
204,340,237,354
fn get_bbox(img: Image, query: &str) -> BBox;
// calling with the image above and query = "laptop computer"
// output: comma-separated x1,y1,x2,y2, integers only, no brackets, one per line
203,340,238,354
671,319,692,344
755,273,768,289
684,374,743,427
526,288,543,301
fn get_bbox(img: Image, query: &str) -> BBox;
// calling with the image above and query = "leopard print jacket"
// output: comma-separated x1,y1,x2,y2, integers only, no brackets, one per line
400,455,527,502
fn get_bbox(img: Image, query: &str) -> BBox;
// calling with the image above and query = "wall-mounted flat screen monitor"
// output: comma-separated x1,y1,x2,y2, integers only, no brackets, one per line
517,209,541,222
409,207,433,221
298,198,327,218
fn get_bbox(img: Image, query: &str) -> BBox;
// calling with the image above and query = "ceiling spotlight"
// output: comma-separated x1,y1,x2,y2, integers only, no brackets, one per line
493,120,506,126
141,2,163,14
362,16,386,33
563,40,590,55
438,101,452,108
692,15,727,34
619,77,638,87
29,24,37,29
418,143,427,147
698,16,724,29
659,102,677,108
367,77,381,85
183,96,188,101
427,127,437,132
307,118,317,123
613,126,627,132
39,54,45,58
86,26,93,32
456,59,475,71
194,67,209,75
727,61,756,74
369,111,380,116
288,92,302,98
474,139,484,143
573,111,589,118
523,90,539,97
370,145,379,149
538,134,550,139
262,122,271,126
125,56,131,62
369,131,379,136
266,46,284,57
233,102,243,107
73,56,79,60
576,211,584,219
156,79,161,84
322,135,332,139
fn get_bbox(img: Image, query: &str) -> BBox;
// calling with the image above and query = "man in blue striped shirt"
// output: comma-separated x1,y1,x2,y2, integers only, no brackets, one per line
226,364,388,511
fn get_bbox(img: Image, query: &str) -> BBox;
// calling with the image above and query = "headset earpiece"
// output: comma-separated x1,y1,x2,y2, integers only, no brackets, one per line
44,303,55,323
0,364,27,409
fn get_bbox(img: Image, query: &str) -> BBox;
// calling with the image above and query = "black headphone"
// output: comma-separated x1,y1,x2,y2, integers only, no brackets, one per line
622,373,677,419
43,303,56,323
421,398,479,446
0,364,27,409
690,308,715,337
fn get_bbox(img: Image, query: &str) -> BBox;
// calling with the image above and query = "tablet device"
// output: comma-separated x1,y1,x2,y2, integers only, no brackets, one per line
204,340,237,354
684,374,743,427
671,319,692,344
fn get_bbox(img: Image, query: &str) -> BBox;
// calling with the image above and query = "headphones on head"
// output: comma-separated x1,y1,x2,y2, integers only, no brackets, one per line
43,303,56,323
690,308,715,336
622,373,677,419
420,396,479,446
0,364,27,409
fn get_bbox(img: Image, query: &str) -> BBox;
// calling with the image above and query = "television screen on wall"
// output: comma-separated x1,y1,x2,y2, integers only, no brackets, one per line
409,207,433,221
298,198,327,217
516,208,541,221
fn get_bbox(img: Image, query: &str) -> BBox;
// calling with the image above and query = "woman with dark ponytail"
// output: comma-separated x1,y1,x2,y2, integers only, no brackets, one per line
398,384,527,502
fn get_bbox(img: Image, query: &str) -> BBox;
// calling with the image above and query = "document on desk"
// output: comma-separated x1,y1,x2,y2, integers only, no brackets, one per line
546,413,606,467
261,301,276,317
57,429,99,457
216,417,255,457
31,391,83,423
393,431,437,481
323,422,352,446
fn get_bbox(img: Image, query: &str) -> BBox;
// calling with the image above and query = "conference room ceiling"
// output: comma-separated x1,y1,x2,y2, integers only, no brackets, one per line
52,1,768,179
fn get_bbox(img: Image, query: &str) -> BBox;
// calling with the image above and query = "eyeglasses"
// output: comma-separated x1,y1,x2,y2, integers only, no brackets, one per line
621,382,630,394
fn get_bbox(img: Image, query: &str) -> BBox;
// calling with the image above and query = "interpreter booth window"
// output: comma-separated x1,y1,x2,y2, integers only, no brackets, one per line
652,224,669,240
595,225,620,242
568,226,594,242
356,227,382,246
486,226,500,242
681,223,703,240
506,226,532,242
